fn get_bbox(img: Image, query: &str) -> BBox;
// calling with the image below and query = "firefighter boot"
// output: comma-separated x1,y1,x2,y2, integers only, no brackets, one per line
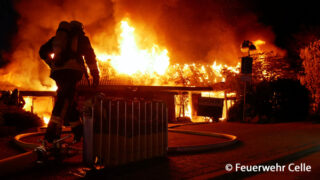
71,123,83,143
45,116,62,143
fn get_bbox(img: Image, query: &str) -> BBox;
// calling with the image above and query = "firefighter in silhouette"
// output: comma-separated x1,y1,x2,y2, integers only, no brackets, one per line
39,21,100,143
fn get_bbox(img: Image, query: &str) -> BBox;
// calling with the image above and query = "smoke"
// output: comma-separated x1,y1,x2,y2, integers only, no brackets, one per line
0,0,280,90
0,0,116,90
113,0,278,64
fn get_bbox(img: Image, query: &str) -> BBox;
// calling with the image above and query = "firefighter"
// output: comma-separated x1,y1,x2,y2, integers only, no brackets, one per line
39,21,100,143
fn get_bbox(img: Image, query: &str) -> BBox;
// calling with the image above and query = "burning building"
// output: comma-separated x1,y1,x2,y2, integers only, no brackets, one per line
0,0,288,124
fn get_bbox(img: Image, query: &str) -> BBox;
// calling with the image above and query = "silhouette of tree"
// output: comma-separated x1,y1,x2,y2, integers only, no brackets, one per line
300,40,320,113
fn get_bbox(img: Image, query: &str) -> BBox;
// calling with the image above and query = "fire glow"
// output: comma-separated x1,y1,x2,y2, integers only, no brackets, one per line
21,19,244,123
95,20,240,86
13,19,272,124
0,0,290,126
22,96,53,126
97,21,170,76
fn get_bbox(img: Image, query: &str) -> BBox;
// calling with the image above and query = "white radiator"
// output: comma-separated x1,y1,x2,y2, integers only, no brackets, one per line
83,94,168,167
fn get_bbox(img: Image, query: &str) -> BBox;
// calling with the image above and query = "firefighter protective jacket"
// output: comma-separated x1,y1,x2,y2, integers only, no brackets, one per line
39,34,99,80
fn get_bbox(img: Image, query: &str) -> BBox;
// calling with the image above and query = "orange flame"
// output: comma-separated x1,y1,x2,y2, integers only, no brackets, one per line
22,96,53,125
96,20,169,76
50,53,55,59
94,20,240,86
43,115,50,125
253,39,266,46
22,96,33,112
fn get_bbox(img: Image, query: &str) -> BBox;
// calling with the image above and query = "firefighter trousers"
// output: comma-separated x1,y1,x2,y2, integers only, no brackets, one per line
45,69,83,142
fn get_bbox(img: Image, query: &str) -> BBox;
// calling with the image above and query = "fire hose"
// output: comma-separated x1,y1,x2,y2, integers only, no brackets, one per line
0,130,74,176
0,124,239,176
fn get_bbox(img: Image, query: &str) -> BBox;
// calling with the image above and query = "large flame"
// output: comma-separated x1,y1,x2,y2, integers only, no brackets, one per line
94,20,241,86
96,20,169,76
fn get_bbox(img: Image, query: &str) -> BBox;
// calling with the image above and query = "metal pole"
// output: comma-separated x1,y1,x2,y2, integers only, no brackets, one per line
116,100,119,164
165,105,168,153
243,81,246,122
156,102,159,156
150,102,153,157
131,101,134,161
144,102,147,159
161,103,164,155
138,101,141,160
108,100,111,164
224,90,228,120
124,101,127,162
99,99,103,167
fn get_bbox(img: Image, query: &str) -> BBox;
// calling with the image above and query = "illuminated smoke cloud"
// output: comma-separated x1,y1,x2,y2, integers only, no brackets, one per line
113,0,277,64
0,0,279,90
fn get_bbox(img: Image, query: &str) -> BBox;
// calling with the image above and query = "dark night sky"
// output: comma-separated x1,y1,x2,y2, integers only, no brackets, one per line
1,0,320,68
0,0,18,66
248,0,320,47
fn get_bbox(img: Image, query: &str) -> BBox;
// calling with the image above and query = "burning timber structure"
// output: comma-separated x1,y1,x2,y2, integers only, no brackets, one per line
0,82,236,123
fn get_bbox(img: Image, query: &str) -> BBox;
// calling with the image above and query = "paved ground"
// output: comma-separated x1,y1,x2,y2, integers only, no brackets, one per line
248,149,320,180
0,136,21,159
169,132,227,147
1,122,320,179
